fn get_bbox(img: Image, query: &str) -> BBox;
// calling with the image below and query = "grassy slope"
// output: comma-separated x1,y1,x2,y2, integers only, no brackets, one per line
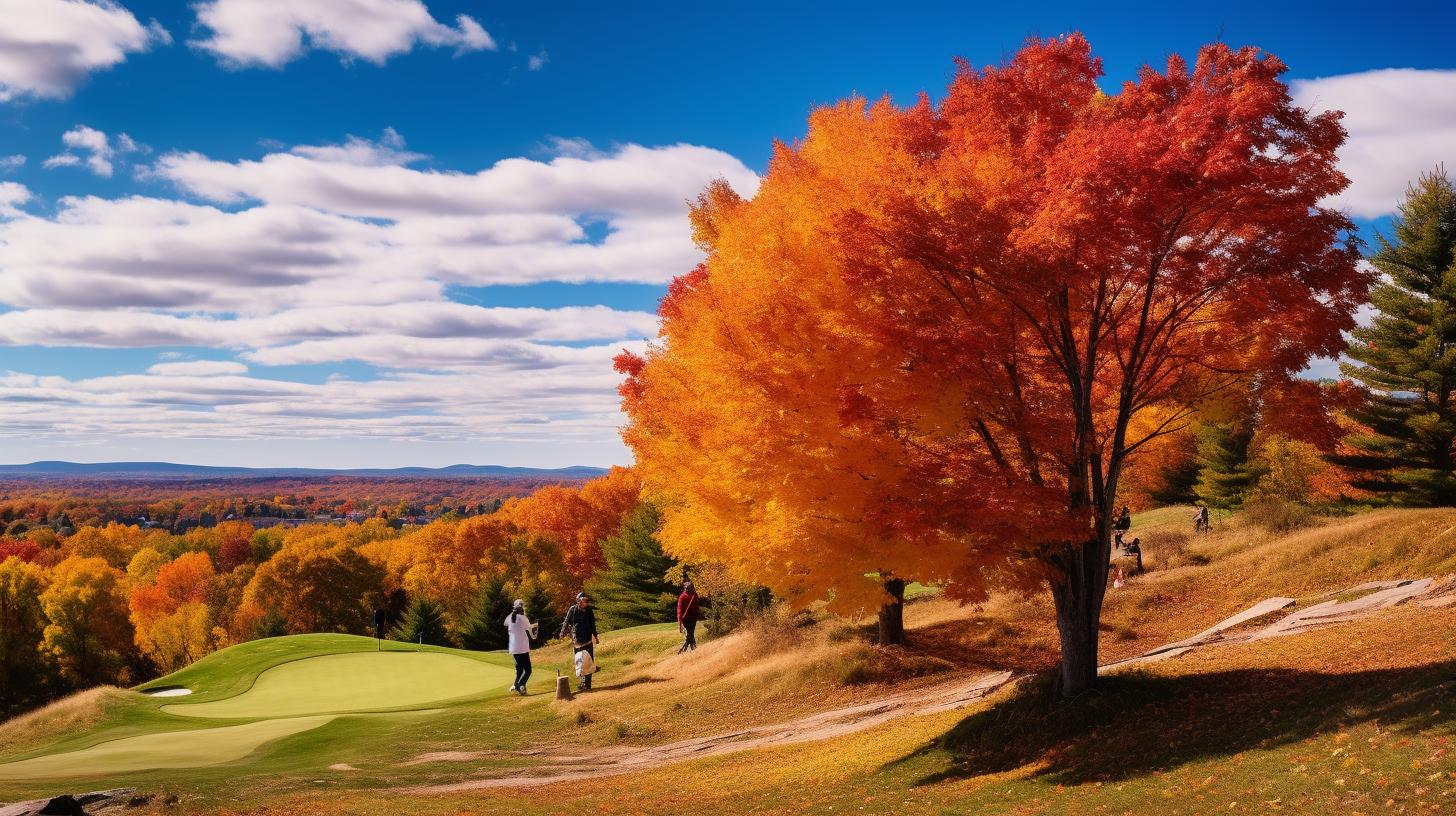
3,508,1455,812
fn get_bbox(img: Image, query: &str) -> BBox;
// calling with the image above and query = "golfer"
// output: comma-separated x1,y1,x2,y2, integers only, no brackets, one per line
677,580,701,654
505,599,537,695
559,591,600,691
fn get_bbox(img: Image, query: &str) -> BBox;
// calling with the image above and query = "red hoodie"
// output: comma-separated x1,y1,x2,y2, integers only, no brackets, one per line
677,591,700,623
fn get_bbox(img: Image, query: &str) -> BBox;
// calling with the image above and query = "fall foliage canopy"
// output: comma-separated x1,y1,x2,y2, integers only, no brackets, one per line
617,34,1367,693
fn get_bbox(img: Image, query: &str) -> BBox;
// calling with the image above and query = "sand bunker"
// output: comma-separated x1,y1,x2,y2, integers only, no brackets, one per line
143,687,193,697
164,652,512,719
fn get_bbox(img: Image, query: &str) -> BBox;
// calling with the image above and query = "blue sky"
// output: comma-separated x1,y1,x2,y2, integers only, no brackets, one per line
0,0,1452,468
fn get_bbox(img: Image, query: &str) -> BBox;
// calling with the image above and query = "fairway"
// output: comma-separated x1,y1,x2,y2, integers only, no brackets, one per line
165,652,512,719
0,716,334,780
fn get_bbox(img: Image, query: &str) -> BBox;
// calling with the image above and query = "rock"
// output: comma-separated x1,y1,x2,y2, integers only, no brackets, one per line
0,789,136,816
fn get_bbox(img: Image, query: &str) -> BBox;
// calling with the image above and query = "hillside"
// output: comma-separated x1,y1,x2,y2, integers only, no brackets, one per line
1,507,1453,814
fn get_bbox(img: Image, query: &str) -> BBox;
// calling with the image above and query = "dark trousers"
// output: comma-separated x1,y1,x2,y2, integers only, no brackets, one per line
512,653,532,690
575,643,594,689
680,619,698,652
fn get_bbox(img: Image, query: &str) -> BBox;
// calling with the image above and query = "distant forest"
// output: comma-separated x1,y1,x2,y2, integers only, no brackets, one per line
0,475,589,534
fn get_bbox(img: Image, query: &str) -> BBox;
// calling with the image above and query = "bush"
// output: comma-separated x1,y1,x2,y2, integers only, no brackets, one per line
1242,498,1315,534
1141,530,1208,571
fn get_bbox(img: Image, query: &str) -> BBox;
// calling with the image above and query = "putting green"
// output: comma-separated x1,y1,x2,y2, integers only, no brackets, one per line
0,716,333,780
164,652,512,719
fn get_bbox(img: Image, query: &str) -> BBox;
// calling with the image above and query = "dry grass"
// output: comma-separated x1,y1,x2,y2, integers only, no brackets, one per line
0,686,118,756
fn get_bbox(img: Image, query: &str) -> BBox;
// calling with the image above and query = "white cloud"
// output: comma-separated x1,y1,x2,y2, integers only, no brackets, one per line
43,124,145,177
147,360,249,376
0,0,170,101
1292,68,1456,219
0,133,755,453
0,155,24,172
42,153,82,169
0,359,637,445
0,181,29,216
191,0,495,68
156,138,758,221
0,304,658,352
0,136,754,315
528,49,547,71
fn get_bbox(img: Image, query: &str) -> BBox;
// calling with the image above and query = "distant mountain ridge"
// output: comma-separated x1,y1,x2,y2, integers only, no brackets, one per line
0,461,610,479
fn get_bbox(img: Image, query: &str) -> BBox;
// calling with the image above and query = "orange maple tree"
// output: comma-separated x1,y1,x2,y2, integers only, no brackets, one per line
617,35,1366,694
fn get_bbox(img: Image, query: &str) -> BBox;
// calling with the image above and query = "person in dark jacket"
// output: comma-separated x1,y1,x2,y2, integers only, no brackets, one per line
677,580,701,654
559,591,600,690
1125,537,1143,574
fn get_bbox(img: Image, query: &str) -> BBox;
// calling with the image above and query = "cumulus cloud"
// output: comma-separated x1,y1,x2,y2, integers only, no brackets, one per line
191,0,495,68
0,0,170,101
1292,68,1456,219
0,181,29,216
0,155,23,172
0,132,753,451
0,135,754,315
43,124,145,177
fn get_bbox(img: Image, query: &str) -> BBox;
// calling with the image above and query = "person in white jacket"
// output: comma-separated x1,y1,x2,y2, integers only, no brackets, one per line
505,599,537,695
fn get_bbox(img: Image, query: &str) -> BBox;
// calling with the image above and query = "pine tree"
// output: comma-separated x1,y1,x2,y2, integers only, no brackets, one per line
456,578,513,651
523,582,562,644
1341,169,1456,506
586,503,677,630
389,596,451,646
1193,423,1258,511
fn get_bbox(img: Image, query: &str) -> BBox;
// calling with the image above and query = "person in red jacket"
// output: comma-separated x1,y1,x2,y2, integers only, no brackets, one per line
677,580,701,654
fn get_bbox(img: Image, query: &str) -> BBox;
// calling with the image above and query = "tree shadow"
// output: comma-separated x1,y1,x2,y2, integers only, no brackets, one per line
896,659,1456,786
590,676,667,692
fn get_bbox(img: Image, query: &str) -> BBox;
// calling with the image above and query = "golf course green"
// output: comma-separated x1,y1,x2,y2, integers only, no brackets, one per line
0,716,335,781
0,634,524,787
165,651,513,718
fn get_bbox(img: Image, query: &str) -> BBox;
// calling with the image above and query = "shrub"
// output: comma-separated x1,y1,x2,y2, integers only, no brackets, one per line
1242,498,1315,534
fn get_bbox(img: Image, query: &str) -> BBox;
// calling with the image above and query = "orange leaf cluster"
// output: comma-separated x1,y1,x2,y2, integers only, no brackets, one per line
618,34,1368,645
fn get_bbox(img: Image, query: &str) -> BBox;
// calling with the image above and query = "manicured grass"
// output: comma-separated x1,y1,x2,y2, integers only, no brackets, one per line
4,509,1455,813
165,652,513,719
0,715,335,781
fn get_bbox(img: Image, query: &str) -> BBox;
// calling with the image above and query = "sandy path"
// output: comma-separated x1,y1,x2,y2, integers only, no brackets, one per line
406,574,1452,793
406,669,1013,792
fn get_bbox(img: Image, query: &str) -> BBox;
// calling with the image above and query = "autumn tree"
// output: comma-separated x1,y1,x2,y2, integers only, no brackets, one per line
240,536,384,635
1341,169,1456,505
39,555,135,686
500,467,641,582
617,36,1365,694
129,551,223,672
0,556,55,715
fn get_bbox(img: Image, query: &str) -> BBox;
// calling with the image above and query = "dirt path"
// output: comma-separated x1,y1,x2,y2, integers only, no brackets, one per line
405,574,1454,793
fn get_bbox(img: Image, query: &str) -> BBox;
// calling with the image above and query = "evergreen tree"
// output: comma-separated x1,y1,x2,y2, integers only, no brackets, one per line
389,596,451,646
1150,455,1200,506
457,577,513,651
1193,423,1258,510
1341,169,1456,506
586,503,678,629
523,582,563,643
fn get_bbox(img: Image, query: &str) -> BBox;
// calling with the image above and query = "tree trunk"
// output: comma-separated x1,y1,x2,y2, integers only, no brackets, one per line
878,578,906,646
1049,538,1103,697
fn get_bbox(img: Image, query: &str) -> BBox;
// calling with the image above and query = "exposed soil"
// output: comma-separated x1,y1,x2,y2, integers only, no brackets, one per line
404,575,1449,793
